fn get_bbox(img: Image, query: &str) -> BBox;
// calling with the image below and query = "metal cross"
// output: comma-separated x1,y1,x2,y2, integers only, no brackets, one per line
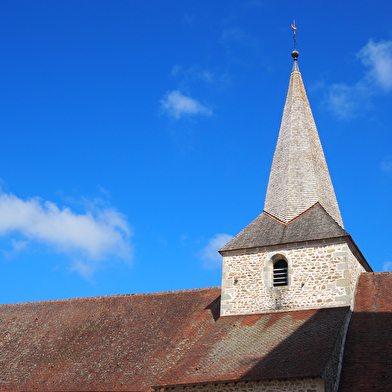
291,20,297,50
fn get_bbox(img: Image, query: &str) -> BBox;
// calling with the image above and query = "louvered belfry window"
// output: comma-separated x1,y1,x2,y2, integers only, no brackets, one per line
273,259,288,287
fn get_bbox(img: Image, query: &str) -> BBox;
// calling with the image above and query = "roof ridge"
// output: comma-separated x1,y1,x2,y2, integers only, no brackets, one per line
0,286,221,306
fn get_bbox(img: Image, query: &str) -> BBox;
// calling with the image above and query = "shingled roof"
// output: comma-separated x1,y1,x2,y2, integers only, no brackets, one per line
0,287,349,391
264,59,343,227
220,203,347,253
339,272,392,391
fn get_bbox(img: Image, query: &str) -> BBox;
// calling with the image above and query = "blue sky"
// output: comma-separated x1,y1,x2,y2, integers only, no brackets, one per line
1,1,392,304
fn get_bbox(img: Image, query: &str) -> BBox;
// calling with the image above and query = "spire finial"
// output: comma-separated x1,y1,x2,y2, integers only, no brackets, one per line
291,20,299,61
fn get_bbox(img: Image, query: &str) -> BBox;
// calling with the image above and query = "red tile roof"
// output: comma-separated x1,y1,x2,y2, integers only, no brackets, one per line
0,287,349,391
339,272,392,391
156,306,349,388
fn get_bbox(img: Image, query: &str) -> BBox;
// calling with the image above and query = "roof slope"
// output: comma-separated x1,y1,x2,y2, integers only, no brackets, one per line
157,306,349,388
264,60,343,227
339,272,392,391
220,203,347,252
0,288,349,391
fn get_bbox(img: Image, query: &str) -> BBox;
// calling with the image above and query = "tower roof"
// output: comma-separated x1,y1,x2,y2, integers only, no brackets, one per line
219,203,348,253
263,56,343,227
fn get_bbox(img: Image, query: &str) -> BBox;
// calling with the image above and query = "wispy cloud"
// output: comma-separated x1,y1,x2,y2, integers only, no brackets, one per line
171,63,231,92
325,39,392,118
161,90,213,119
200,233,233,269
383,261,392,271
171,65,214,83
0,190,132,278
11,239,28,252
325,81,370,119
380,156,392,172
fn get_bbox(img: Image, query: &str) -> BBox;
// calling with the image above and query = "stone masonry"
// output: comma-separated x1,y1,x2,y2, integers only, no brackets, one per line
162,378,324,392
221,241,366,316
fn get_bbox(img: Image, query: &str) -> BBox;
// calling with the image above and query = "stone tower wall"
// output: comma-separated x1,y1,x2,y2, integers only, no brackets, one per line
221,241,366,316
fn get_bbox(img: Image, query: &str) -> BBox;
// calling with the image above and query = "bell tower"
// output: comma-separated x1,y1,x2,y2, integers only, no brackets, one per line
219,45,371,317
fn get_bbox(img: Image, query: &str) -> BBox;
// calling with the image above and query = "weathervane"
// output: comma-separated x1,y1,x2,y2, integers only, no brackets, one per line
291,20,297,51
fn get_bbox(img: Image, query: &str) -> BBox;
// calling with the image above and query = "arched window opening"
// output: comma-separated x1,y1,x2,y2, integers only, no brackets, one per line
273,259,288,287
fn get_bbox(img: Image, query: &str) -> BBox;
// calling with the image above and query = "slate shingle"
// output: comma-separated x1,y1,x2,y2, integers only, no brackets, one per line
220,203,348,252
264,65,343,227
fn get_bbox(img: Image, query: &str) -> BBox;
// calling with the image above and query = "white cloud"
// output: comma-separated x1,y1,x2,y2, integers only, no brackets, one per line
358,40,392,91
0,191,132,276
200,233,233,269
161,90,212,119
325,39,392,118
383,261,392,271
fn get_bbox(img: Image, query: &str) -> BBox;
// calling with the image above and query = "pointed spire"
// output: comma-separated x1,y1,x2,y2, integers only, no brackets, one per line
263,50,344,228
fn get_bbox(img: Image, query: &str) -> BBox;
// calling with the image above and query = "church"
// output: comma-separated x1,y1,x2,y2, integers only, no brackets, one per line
1,47,391,392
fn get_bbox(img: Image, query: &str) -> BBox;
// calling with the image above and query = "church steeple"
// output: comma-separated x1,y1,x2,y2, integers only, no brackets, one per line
219,37,371,317
263,49,343,227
